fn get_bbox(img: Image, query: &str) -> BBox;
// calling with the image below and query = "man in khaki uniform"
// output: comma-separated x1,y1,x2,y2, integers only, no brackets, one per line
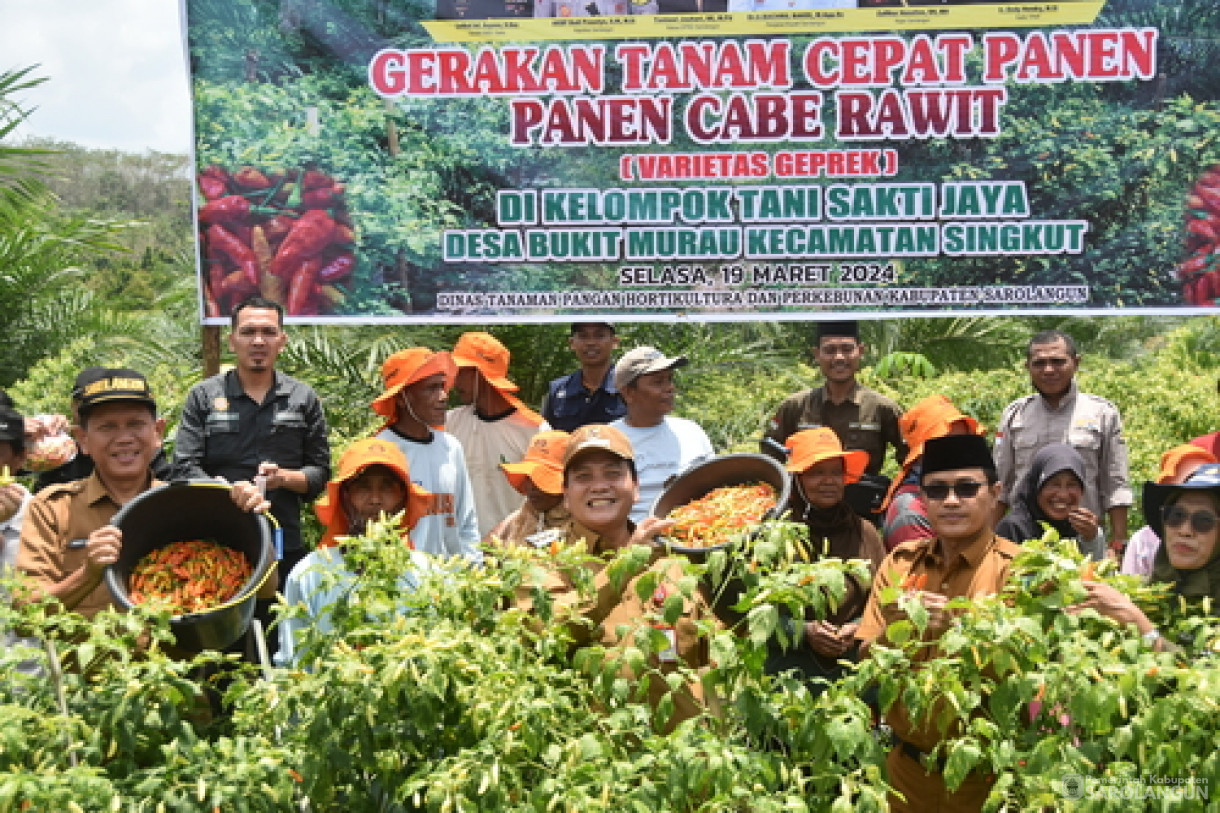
520,423,711,728
993,329,1132,554
762,321,905,520
857,434,1020,812
17,369,266,619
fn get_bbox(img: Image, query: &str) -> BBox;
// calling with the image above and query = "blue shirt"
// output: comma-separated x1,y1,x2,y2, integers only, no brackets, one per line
275,546,434,667
542,365,627,432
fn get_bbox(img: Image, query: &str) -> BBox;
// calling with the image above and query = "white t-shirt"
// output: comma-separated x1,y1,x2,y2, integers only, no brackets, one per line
611,416,714,524
375,428,482,563
446,405,540,539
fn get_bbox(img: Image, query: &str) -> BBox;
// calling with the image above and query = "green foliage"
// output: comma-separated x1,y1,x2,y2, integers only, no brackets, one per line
4,517,1216,810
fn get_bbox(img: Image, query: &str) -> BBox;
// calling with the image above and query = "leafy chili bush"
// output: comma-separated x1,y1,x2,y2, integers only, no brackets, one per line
4,516,1215,810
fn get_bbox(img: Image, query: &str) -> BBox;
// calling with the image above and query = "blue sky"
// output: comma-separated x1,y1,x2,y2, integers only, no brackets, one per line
1,0,192,154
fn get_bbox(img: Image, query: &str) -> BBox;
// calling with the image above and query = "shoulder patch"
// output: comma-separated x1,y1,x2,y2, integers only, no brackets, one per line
37,480,86,500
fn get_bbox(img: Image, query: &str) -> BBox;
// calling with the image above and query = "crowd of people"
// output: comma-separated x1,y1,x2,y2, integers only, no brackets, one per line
1,299,1217,811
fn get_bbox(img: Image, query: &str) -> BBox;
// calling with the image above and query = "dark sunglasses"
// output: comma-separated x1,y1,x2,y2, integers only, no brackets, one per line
922,481,986,501
1162,505,1219,534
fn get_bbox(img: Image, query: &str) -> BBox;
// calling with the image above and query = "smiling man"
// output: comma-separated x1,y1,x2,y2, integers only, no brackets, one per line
520,424,710,729
18,369,267,618
609,346,713,524
542,323,627,432
17,370,168,617
857,433,1020,812
993,329,1131,555
761,321,905,523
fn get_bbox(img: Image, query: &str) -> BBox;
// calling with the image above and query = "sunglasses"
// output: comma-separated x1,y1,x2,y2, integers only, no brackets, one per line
922,481,986,501
1162,505,1219,534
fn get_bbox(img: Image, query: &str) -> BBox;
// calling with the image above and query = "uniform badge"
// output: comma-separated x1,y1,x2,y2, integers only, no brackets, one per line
213,397,229,412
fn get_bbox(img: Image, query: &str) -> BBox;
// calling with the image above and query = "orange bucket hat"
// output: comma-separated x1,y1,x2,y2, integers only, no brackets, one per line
899,394,983,468
453,332,518,392
501,430,570,496
315,438,433,547
1157,443,1218,484
784,428,868,484
371,348,456,423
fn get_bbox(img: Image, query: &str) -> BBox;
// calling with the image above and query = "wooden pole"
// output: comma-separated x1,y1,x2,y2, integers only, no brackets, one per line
203,324,222,377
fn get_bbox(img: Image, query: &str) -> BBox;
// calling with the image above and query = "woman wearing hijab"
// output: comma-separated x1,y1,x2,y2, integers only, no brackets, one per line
1075,463,1220,650
995,443,1106,560
768,428,886,687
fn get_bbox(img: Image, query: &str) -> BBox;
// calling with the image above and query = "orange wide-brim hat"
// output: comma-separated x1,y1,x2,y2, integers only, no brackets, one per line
370,348,457,423
315,438,433,547
452,332,519,392
1157,443,1218,484
501,430,569,496
899,394,984,468
784,427,868,484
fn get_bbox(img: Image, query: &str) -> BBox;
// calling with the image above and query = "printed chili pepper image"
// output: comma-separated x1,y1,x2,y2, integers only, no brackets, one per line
197,164,356,317
1179,164,1220,306
664,482,778,548
128,538,252,616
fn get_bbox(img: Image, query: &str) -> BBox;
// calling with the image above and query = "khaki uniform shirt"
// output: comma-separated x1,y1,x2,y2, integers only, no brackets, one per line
856,530,1021,752
16,473,162,619
762,383,905,474
994,381,1132,517
489,502,571,548
517,520,711,726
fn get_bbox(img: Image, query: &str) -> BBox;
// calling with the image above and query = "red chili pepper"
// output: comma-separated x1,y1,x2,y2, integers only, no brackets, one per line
263,213,296,246
287,257,323,314
301,186,340,209
271,210,337,279
317,252,355,283
300,169,334,191
1198,273,1216,303
199,175,228,201
1187,218,1218,243
1180,255,1211,278
198,166,230,200
333,224,356,245
200,195,252,225
233,167,272,190
1196,186,1220,214
207,224,260,289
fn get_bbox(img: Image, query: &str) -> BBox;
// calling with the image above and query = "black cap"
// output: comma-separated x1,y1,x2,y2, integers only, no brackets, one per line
0,407,23,444
77,368,156,418
570,322,615,334
71,367,109,402
816,321,859,342
921,434,996,479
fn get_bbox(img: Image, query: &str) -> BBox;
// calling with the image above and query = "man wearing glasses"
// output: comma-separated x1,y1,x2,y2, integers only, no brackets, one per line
993,330,1131,555
857,433,1020,811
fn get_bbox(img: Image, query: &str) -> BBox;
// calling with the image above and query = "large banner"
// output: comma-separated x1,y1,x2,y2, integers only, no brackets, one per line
184,0,1220,323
